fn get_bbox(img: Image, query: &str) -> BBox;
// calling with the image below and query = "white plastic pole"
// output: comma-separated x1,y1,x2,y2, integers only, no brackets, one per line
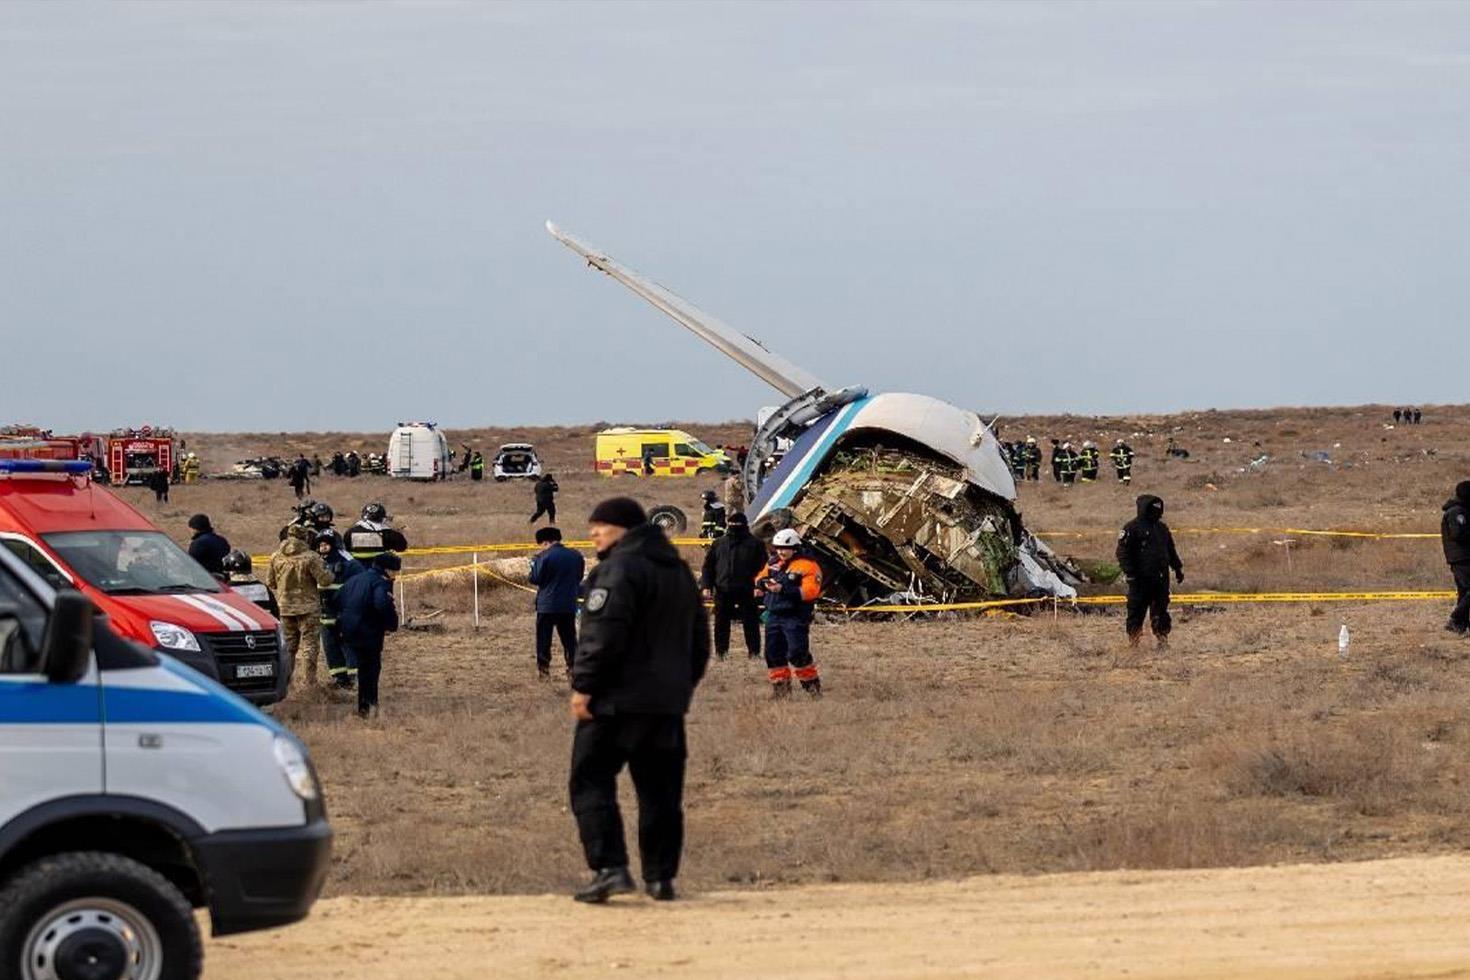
472,552,480,629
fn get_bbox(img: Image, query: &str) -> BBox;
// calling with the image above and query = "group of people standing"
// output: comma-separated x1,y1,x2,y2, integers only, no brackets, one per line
1393,407,1424,425
1001,437,1135,485
182,502,408,717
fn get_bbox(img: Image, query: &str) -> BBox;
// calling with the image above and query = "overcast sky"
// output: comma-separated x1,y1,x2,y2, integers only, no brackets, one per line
3,1,1468,433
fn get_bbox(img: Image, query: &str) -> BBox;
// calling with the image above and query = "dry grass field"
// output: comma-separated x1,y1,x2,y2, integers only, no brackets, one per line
128,404,1470,902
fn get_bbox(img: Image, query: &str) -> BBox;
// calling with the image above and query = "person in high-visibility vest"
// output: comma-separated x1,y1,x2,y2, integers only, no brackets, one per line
1110,439,1135,483
316,530,364,695
757,528,823,698
343,502,408,565
470,452,485,481
1079,442,1100,482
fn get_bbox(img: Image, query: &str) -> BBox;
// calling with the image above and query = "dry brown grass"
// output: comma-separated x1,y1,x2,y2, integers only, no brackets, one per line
127,405,1470,896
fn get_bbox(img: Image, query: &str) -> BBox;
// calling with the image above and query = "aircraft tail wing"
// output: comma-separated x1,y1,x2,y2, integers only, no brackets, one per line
546,221,827,399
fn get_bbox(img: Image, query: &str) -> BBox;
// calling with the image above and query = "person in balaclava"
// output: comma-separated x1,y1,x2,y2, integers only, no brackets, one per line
1115,495,1184,648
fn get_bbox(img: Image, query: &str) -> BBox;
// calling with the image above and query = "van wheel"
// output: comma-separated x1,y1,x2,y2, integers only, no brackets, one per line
0,851,202,980
647,505,688,534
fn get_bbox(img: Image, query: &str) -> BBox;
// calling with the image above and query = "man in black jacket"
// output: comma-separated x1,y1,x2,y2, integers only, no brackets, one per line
1441,481,1470,634
530,473,559,524
700,511,767,659
186,514,230,576
568,497,710,904
1116,495,1184,648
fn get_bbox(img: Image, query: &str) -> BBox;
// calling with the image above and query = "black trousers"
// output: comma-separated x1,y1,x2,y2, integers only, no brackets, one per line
530,503,557,523
713,590,761,657
569,714,687,882
1125,575,1172,637
1450,564,1470,630
349,642,383,715
321,624,357,682
536,612,577,670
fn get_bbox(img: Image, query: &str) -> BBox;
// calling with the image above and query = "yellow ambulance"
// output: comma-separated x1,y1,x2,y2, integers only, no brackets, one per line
595,428,730,477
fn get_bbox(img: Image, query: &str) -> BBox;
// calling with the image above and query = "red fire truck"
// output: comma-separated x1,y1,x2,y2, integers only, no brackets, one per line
106,426,179,486
0,426,103,466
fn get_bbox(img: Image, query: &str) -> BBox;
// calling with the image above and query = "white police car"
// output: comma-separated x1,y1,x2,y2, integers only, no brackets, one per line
0,544,331,980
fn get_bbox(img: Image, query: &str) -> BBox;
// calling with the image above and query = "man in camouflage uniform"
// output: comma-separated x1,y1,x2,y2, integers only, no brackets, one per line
264,524,335,695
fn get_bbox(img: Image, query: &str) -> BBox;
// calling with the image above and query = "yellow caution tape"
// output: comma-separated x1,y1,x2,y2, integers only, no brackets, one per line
1037,527,1438,540
841,590,1455,614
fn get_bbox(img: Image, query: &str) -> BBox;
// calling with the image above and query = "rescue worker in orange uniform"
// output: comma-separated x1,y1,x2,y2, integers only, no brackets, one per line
756,528,823,698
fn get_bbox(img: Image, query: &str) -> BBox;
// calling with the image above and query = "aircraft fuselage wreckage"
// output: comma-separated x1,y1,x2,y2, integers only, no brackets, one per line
546,221,1081,606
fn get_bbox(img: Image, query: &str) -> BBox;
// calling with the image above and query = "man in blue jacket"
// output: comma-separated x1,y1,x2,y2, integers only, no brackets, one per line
338,552,400,719
529,526,586,679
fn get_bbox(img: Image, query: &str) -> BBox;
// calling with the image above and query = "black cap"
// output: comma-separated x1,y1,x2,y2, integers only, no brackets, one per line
535,526,563,544
727,511,748,527
374,552,402,571
588,497,647,529
187,514,212,532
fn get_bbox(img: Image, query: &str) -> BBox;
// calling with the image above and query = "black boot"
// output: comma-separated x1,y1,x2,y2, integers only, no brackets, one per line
646,880,677,901
574,867,635,904
800,677,822,698
770,679,792,699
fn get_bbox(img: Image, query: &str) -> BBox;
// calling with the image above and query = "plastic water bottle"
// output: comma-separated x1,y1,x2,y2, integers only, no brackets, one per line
1338,624,1350,659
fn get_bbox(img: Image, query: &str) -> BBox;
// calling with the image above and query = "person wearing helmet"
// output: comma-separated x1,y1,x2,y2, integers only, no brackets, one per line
1059,442,1079,488
1024,437,1042,482
1110,439,1135,483
344,502,409,565
756,528,823,698
222,549,279,617
186,514,230,576
316,529,364,694
698,489,726,541
1079,441,1100,482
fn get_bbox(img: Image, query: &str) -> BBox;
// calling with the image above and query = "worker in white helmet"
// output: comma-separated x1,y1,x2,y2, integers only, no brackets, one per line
755,528,823,698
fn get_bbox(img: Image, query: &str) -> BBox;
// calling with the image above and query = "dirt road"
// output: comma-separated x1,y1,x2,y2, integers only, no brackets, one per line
210,856,1470,979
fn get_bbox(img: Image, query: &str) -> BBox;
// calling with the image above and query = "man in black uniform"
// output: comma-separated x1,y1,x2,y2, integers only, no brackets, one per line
568,497,710,904
1110,439,1135,483
344,502,408,565
1049,439,1063,482
530,473,560,524
1441,481,1470,634
1116,494,1184,648
700,512,767,659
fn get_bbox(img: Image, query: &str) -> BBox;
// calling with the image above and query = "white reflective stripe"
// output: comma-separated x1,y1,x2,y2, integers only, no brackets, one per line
200,593,261,631
173,594,247,632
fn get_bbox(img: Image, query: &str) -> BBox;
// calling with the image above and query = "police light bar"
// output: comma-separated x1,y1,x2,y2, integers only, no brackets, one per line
0,460,94,475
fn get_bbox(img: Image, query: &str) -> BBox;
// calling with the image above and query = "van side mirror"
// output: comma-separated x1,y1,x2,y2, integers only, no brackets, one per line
43,590,93,685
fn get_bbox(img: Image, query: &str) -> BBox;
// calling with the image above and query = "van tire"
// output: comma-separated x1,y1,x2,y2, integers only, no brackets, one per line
0,851,202,980
647,505,688,534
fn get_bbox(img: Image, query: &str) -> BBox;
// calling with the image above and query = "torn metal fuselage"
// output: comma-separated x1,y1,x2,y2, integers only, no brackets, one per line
544,221,1081,605
745,391,1079,605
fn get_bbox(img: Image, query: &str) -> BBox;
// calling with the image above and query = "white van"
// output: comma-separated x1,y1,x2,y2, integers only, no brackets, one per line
0,545,331,980
387,422,451,481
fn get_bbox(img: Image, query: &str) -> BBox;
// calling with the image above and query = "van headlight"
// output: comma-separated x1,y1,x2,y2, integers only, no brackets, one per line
149,621,200,652
273,735,320,801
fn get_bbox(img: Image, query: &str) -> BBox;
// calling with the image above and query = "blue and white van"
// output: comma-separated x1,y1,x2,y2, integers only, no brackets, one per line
0,544,331,980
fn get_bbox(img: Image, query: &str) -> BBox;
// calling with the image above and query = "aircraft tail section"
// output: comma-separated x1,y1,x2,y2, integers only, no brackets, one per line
546,221,827,399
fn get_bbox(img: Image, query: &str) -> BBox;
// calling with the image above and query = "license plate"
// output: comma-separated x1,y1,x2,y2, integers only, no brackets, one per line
235,663,276,679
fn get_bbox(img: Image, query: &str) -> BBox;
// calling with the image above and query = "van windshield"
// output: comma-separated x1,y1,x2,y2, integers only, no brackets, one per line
689,440,717,456
42,531,221,595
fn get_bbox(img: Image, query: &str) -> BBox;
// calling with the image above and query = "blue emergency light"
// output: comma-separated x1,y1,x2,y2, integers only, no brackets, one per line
0,459,94,475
